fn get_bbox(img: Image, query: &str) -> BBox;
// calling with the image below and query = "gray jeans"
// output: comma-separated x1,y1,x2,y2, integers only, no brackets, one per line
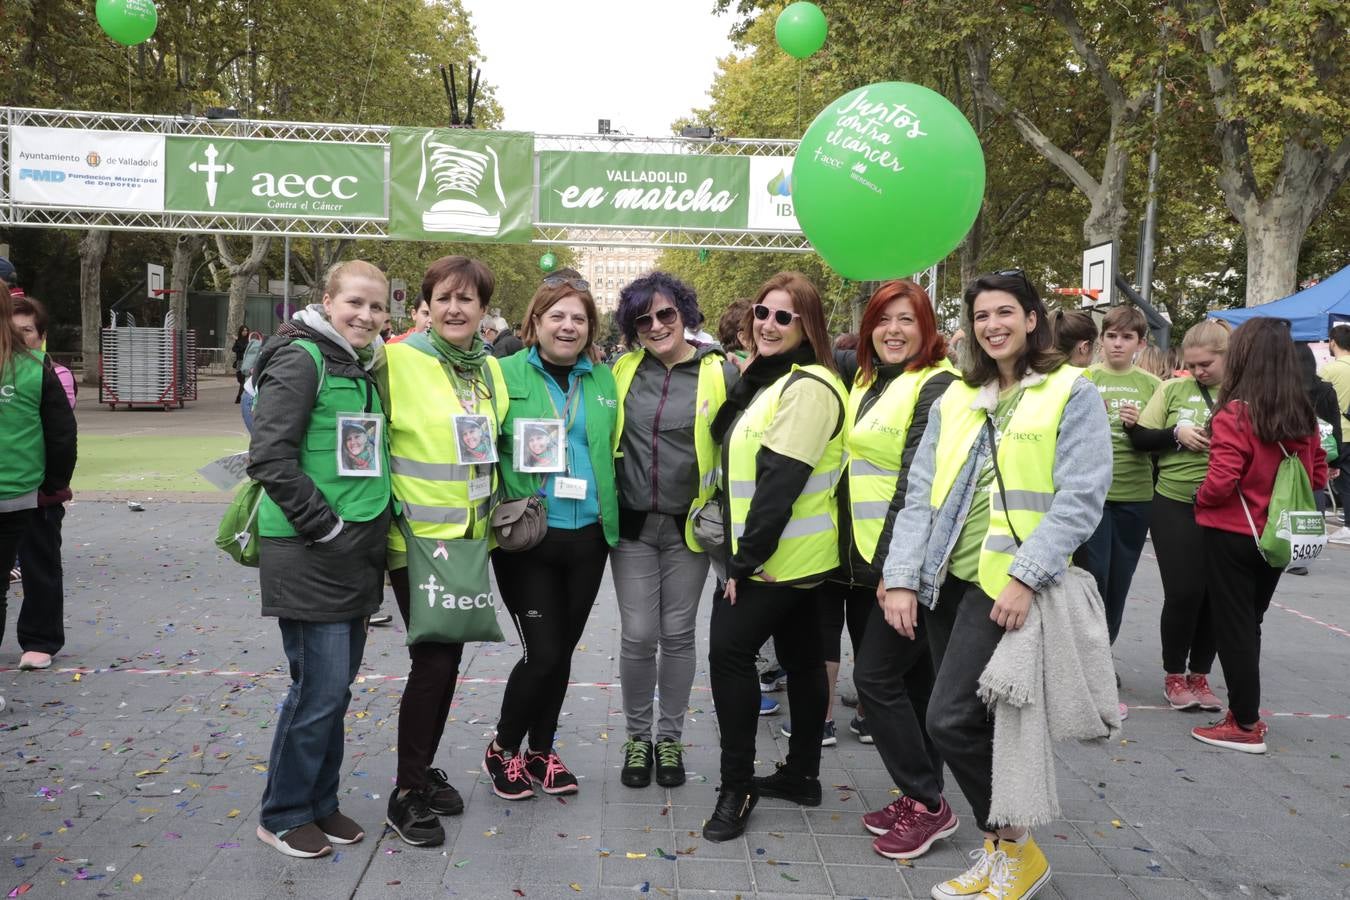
611,512,710,741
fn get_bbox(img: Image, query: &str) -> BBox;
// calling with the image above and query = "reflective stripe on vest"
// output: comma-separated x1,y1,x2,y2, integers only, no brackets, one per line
385,342,507,546
725,363,848,582
930,366,1083,599
612,348,727,553
844,361,957,563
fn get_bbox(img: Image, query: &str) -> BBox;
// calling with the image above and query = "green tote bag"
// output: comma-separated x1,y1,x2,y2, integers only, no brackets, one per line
215,480,265,567
395,516,505,645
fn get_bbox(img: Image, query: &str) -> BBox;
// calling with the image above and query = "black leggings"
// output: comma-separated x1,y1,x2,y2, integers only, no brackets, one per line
1151,493,1217,675
1204,527,1282,724
492,525,609,753
391,567,465,792
820,583,873,664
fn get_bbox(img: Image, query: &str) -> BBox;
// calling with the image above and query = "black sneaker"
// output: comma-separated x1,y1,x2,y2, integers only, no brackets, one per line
369,613,394,626
654,738,685,788
848,715,873,744
482,743,534,800
753,763,822,807
620,738,653,788
759,666,787,692
524,749,580,795
702,786,758,842
385,789,445,847
425,767,464,816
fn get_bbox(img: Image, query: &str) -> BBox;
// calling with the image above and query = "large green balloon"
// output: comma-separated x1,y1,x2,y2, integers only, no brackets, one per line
96,0,158,46
775,2,827,59
791,82,985,280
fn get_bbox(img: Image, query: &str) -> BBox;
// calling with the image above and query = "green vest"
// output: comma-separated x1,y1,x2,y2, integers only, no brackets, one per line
726,364,848,583
257,340,392,538
611,348,728,552
0,351,47,508
496,352,620,546
931,366,1081,599
844,360,957,563
385,340,508,548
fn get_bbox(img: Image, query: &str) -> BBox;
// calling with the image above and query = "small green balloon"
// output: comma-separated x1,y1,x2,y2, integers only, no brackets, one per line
539,252,558,273
791,82,985,280
96,0,158,46
775,2,827,59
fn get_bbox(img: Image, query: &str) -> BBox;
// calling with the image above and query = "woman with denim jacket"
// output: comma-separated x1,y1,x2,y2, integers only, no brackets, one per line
880,271,1110,900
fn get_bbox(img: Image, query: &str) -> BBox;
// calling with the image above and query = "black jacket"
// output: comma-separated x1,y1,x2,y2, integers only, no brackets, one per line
38,364,77,495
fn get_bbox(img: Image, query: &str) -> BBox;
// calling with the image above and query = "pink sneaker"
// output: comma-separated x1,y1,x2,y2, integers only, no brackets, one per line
1192,710,1268,753
1164,673,1199,710
871,795,958,860
1118,701,1129,721
862,797,906,836
1186,674,1222,711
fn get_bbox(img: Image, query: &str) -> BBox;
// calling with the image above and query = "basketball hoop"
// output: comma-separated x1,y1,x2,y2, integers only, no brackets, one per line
1050,287,1101,300
150,288,180,300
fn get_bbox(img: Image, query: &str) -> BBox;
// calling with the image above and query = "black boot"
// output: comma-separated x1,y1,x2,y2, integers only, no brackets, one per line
752,763,822,806
702,786,758,842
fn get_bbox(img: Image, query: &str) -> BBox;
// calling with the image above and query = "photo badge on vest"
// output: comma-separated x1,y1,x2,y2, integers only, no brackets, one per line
453,414,497,465
337,413,384,477
515,418,565,473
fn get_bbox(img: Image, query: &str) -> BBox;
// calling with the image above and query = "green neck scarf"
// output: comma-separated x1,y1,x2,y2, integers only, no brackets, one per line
428,329,489,374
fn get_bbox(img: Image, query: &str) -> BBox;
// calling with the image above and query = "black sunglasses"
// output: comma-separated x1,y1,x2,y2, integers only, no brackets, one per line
635,305,679,334
752,304,801,327
994,268,1034,295
542,275,590,292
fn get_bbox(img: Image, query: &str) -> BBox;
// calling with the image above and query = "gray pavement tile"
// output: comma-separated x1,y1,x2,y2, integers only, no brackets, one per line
752,860,831,894
598,854,678,888
824,863,914,899
803,808,868,835
1119,875,1212,899
810,832,883,866
1094,844,1179,879
1037,874,1136,899
747,829,827,863
602,802,680,831
676,857,755,891
350,881,442,900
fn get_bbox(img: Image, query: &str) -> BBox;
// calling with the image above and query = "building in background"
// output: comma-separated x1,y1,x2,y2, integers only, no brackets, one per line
572,235,661,313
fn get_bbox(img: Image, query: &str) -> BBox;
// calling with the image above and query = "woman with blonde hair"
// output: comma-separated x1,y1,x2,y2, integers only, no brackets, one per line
1128,319,1231,712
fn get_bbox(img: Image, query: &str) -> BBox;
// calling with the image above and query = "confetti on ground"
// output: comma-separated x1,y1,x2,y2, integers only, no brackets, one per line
8,886,34,898
570,884,582,892
1111,819,1123,829
132,874,143,884
780,872,800,882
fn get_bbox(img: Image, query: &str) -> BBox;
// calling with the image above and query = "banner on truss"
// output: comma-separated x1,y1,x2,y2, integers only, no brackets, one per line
1,109,805,249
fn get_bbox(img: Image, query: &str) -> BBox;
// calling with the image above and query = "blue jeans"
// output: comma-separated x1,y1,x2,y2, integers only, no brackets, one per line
1073,499,1151,644
259,617,367,832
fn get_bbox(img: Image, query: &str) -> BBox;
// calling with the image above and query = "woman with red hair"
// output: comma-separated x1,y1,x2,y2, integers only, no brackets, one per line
842,280,963,862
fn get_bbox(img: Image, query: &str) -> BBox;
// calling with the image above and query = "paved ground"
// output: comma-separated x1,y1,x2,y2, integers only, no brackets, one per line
1,385,1347,899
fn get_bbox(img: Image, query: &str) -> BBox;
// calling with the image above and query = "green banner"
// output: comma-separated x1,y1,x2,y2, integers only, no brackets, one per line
165,137,385,218
388,128,535,243
538,152,750,229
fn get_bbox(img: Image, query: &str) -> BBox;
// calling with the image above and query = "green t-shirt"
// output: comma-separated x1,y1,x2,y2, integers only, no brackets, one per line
949,386,1022,584
1137,376,1215,503
1086,365,1162,503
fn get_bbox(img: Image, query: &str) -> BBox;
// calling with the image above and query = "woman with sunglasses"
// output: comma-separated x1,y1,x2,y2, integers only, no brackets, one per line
378,255,507,847
881,271,1111,899
483,269,619,801
1128,320,1230,713
701,271,848,841
838,280,961,862
610,271,734,790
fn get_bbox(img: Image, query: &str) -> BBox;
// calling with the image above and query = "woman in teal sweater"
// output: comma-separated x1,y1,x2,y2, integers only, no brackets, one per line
482,269,619,801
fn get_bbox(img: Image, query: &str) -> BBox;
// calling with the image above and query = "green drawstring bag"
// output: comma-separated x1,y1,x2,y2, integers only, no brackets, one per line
396,516,504,645
1240,443,1326,569
215,480,265,567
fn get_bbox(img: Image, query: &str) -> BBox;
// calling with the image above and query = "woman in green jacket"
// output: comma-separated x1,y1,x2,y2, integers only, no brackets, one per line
482,269,619,801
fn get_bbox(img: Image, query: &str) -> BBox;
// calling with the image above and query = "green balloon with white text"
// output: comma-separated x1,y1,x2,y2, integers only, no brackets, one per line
792,82,985,280
96,0,158,46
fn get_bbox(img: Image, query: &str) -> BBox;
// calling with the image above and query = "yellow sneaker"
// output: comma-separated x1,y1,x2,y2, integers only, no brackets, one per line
982,834,1051,899
931,839,998,898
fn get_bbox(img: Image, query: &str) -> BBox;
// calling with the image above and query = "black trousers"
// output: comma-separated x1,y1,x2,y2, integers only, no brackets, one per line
925,575,1005,834
1203,527,1282,725
709,579,828,791
390,567,466,792
820,583,873,664
852,595,944,808
1151,493,1217,674
17,504,66,655
492,524,609,753
0,508,36,649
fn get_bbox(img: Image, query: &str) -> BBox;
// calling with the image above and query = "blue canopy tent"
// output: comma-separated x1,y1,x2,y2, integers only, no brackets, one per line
1208,265,1350,340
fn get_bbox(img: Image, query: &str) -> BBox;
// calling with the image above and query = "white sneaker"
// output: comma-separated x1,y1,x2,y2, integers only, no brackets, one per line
932,839,998,898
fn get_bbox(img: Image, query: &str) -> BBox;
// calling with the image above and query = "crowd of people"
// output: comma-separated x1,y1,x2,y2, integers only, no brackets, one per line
0,252,1333,900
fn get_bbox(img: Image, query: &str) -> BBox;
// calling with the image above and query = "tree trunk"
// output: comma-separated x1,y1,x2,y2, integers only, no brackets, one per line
169,234,204,329
215,235,272,340
1244,216,1307,306
78,229,111,387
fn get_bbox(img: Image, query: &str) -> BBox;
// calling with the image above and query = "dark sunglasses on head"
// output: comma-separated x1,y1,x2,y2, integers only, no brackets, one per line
752,304,801,327
994,268,1034,295
543,275,590,292
635,305,679,334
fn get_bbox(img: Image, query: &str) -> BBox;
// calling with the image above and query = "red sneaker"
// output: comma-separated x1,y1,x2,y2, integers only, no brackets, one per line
1186,674,1222,711
1164,673,1198,710
1192,710,1268,754
871,795,958,860
862,796,906,836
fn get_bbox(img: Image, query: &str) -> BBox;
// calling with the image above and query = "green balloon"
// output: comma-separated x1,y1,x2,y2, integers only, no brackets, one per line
775,2,827,59
96,0,158,46
539,252,558,273
791,82,985,281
